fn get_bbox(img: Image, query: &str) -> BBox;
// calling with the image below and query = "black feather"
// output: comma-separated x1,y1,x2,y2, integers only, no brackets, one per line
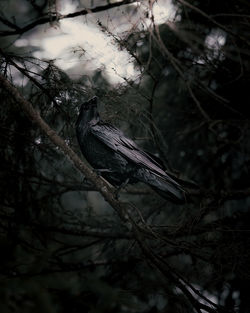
76,97,187,203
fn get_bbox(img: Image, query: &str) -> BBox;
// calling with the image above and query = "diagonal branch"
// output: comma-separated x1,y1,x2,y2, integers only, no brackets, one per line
0,16,21,31
0,0,139,37
0,72,129,222
0,73,225,312
0,48,57,105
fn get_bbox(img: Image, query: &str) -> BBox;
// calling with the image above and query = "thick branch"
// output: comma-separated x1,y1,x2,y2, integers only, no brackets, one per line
0,0,139,37
0,73,227,312
0,73,129,221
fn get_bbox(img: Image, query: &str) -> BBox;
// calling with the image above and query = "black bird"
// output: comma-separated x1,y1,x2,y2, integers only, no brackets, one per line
76,97,187,203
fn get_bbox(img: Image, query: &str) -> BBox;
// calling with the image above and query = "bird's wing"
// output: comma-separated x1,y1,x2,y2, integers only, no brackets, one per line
90,123,180,186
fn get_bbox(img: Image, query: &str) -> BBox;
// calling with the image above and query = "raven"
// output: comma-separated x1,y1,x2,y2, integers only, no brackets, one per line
76,97,187,203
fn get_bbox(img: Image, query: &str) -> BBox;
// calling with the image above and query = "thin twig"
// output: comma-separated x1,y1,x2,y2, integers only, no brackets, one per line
0,0,140,37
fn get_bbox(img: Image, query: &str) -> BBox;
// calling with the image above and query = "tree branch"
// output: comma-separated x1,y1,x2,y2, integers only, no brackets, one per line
0,0,139,37
0,73,231,312
0,73,130,222
4,259,139,278
176,0,250,47
0,48,57,105
0,212,132,239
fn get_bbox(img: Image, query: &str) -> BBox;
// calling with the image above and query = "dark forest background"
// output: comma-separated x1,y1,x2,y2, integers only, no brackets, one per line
1,0,250,312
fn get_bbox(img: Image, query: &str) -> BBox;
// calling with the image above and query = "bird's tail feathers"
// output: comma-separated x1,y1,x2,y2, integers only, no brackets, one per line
135,169,187,203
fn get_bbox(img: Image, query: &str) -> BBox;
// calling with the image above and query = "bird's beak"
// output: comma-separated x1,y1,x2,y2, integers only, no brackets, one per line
89,96,98,107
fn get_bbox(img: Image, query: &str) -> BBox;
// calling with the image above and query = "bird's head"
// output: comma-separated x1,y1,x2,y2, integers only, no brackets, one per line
76,96,100,129
80,96,98,111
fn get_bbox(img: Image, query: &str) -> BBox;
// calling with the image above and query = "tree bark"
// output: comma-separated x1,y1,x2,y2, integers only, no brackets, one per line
0,73,129,221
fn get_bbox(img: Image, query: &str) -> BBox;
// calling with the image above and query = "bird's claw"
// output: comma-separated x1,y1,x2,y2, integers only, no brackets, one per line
82,177,89,184
114,178,130,199
93,168,113,176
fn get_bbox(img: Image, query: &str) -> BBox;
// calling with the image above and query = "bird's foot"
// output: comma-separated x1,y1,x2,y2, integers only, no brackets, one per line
93,168,113,176
114,178,130,199
82,177,89,184
81,177,94,188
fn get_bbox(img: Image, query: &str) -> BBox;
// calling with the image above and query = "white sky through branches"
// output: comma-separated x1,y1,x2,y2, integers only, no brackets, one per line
16,0,176,85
